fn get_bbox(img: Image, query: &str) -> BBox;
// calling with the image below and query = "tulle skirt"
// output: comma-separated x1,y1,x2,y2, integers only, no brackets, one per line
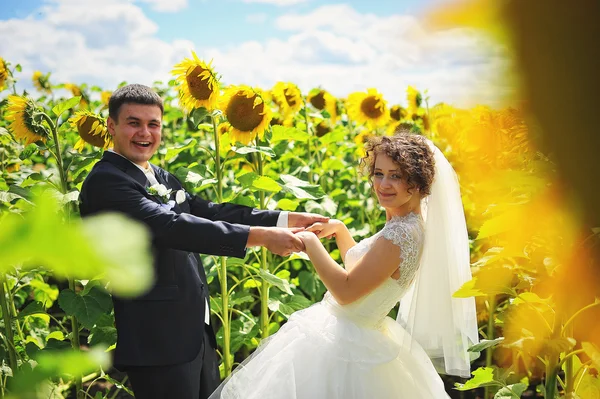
209,300,450,399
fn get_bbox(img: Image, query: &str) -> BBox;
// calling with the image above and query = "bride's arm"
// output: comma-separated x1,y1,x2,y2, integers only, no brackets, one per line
305,220,356,262
297,231,401,305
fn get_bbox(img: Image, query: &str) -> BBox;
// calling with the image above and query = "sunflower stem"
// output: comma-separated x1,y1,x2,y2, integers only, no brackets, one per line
0,273,18,374
484,294,497,399
68,279,84,399
256,148,271,339
40,112,68,194
302,99,314,184
42,112,84,399
212,115,233,376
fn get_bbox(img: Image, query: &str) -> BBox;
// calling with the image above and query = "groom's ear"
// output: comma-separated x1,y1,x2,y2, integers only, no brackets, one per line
107,117,116,136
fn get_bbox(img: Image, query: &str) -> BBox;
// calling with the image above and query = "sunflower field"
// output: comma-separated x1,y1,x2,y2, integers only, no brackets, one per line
1,21,600,398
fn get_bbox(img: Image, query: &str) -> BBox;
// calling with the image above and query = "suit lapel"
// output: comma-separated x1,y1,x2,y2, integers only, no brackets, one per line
151,164,169,187
101,151,149,188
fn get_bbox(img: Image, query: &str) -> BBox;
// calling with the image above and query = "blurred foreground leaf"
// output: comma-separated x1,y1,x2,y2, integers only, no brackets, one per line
0,193,153,297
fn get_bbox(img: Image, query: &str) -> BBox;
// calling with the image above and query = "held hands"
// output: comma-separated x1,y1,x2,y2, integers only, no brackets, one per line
288,212,329,228
247,226,306,257
294,219,345,253
305,219,344,239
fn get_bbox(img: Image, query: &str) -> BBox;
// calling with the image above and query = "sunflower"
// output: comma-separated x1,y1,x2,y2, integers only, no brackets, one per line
217,121,231,135
346,88,389,128
389,105,407,121
101,91,112,106
65,83,89,108
172,51,220,111
315,120,331,137
69,111,111,152
406,86,422,117
308,88,338,122
272,82,302,117
5,95,49,144
219,85,271,145
0,57,8,91
353,130,374,158
32,71,52,94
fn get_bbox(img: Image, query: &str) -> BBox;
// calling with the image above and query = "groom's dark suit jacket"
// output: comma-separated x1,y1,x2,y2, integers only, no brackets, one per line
79,151,279,369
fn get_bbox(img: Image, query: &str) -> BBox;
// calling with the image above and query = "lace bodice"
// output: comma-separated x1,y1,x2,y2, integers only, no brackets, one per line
323,212,425,329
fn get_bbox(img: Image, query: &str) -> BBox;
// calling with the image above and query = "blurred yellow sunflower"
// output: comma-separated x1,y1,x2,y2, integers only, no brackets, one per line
353,130,374,157
69,111,111,152
308,89,338,122
172,51,220,111
65,83,89,108
32,71,52,94
5,95,49,144
217,121,231,135
406,86,422,117
315,120,331,137
219,85,271,145
0,57,8,91
272,82,302,117
389,105,407,121
347,88,389,128
101,91,112,106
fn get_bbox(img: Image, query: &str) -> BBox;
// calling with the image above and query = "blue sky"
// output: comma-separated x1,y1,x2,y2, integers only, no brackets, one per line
0,0,510,107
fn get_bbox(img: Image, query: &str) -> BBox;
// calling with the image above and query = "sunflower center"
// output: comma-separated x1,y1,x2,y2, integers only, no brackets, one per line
284,89,297,107
315,121,330,137
77,117,106,147
186,66,213,100
361,96,384,119
390,106,403,121
226,93,264,132
310,92,325,110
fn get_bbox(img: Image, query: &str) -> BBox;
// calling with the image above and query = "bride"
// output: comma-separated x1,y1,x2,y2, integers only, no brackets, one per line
209,133,479,398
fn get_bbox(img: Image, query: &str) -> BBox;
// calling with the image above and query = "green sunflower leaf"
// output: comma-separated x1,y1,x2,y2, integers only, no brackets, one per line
494,383,527,399
231,146,276,158
19,144,38,160
270,125,309,143
277,198,299,211
165,138,197,161
258,269,293,295
468,337,505,353
58,286,112,329
51,96,81,117
455,367,501,391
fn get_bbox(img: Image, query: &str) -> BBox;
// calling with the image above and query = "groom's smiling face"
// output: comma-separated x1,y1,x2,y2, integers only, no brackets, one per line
108,103,162,168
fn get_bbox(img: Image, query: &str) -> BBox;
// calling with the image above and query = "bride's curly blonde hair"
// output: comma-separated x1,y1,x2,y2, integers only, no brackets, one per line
361,130,435,196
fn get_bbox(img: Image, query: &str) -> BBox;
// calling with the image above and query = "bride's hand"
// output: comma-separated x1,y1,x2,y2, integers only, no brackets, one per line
305,219,343,239
295,231,319,251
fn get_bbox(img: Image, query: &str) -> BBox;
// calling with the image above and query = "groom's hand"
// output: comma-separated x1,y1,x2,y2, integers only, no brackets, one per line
247,226,305,256
288,212,329,228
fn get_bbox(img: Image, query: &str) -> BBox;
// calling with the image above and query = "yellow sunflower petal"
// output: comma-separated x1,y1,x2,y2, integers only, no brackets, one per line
171,51,220,111
219,85,272,145
347,88,389,129
272,82,303,117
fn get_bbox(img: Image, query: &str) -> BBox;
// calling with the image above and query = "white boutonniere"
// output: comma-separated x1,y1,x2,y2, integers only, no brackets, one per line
147,184,172,204
175,189,186,205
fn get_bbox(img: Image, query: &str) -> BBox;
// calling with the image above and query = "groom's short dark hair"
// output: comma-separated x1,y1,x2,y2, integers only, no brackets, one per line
108,84,164,121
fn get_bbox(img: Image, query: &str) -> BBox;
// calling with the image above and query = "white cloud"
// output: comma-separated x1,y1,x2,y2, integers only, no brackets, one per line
0,1,512,108
246,13,269,24
137,0,189,12
0,0,193,91
203,4,512,107
242,0,309,5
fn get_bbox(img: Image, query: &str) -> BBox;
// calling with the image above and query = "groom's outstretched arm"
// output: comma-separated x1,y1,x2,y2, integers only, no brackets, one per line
81,169,251,258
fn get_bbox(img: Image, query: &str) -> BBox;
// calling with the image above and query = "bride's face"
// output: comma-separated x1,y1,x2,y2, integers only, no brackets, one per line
372,153,417,215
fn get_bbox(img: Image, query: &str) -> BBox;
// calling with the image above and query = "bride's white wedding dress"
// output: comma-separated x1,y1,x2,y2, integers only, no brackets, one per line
210,212,451,399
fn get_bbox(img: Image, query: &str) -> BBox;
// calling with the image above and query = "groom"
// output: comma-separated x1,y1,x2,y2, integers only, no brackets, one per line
79,84,326,399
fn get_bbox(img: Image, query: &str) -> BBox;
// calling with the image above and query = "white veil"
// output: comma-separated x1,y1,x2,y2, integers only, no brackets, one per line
397,140,479,378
